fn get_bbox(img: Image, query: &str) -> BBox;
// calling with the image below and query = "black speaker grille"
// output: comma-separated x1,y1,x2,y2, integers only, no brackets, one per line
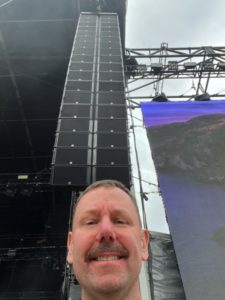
51,13,130,188
54,148,89,165
58,119,91,132
60,104,92,118
63,91,92,104
56,132,90,148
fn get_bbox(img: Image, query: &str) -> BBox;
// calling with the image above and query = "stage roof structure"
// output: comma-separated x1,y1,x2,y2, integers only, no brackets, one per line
0,0,127,187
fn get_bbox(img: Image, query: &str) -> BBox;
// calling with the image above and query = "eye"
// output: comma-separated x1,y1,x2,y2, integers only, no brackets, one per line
85,219,98,225
114,218,127,225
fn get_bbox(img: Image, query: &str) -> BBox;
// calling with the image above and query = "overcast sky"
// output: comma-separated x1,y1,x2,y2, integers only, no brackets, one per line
126,0,225,48
125,0,225,233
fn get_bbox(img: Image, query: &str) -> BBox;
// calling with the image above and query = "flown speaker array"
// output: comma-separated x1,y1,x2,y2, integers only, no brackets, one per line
51,13,130,188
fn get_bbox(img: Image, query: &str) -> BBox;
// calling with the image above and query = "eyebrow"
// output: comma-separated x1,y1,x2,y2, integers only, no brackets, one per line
76,207,134,220
78,209,99,216
81,208,136,225
111,208,137,222
111,208,133,217
76,209,99,221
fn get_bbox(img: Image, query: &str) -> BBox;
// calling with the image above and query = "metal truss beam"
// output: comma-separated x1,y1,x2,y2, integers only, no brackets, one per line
126,45,225,59
125,45,225,100
128,93,225,100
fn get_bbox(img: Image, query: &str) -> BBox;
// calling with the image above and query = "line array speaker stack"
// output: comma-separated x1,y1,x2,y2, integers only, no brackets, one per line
51,13,131,188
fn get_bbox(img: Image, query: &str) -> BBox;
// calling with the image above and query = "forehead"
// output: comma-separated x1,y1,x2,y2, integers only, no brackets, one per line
74,186,137,216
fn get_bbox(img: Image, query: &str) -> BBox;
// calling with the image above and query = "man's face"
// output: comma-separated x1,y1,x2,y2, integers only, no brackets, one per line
67,186,149,297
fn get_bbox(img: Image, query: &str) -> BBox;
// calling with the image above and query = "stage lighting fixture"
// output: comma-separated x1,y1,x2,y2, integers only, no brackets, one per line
20,187,33,197
217,62,225,71
151,63,163,75
194,93,211,101
7,249,16,258
126,56,138,77
202,61,214,71
168,61,178,72
137,64,147,74
5,187,17,197
184,62,196,70
152,93,169,102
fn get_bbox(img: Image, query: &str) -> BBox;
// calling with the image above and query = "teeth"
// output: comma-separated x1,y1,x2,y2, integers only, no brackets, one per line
96,256,120,261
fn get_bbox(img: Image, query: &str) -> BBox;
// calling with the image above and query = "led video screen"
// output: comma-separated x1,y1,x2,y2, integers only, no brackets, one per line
141,100,225,300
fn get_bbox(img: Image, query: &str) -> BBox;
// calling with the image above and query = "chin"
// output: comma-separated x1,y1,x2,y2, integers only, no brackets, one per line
88,274,128,294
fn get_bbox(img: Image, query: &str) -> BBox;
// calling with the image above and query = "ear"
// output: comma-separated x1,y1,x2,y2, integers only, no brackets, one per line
141,229,150,261
67,231,74,264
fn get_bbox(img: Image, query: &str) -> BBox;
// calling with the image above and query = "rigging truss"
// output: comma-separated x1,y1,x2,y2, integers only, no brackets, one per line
125,44,225,100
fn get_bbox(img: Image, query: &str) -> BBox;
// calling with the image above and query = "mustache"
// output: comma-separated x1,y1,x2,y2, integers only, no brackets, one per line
85,243,129,261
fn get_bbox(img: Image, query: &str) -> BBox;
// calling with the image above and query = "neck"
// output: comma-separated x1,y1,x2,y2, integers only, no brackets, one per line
81,283,142,300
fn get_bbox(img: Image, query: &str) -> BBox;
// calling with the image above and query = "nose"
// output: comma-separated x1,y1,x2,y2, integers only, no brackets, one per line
96,216,116,243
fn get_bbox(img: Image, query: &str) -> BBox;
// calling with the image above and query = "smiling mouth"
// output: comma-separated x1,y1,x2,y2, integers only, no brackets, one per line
95,256,122,261
86,244,129,262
